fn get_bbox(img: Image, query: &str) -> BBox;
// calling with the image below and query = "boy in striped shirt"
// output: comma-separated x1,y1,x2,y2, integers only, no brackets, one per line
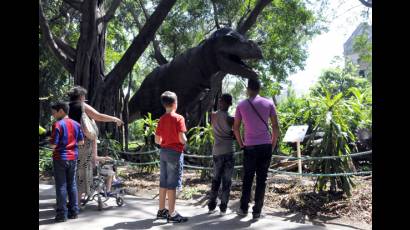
50,101,84,222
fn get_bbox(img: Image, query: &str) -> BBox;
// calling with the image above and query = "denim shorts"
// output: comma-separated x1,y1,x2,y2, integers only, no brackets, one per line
159,148,183,189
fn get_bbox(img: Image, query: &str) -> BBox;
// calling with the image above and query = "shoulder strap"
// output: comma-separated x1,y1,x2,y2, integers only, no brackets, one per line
247,99,271,137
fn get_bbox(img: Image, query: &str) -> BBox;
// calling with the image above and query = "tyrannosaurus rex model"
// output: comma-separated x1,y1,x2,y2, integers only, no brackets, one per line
128,27,263,124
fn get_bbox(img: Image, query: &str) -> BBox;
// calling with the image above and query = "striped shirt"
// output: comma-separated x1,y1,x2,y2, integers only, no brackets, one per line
50,118,84,160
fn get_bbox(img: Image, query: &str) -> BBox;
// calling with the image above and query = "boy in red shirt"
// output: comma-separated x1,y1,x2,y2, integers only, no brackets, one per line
155,91,188,223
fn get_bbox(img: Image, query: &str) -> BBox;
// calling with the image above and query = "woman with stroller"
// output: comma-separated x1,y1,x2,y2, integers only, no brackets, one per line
67,86,123,207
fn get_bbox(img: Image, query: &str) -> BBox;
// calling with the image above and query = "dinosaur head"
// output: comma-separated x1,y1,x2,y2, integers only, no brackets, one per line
209,28,263,79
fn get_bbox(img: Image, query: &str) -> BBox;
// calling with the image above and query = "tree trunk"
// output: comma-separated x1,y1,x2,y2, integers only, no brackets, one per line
40,0,177,138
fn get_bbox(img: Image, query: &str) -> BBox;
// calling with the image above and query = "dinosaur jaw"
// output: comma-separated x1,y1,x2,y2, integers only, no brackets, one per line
217,53,260,79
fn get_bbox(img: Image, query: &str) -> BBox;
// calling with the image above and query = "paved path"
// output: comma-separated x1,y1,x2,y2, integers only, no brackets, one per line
39,184,358,230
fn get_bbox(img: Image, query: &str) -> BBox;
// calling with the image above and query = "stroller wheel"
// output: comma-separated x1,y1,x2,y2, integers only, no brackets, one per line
116,197,124,207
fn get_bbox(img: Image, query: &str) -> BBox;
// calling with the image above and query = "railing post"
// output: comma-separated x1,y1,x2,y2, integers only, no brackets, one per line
297,141,302,181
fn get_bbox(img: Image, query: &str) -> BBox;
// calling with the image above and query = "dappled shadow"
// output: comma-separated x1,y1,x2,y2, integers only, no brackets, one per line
268,210,362,230
39,194,55,200
38,218,56,226
103,218,166,230
39,209,55,222
102,212,255,230
189,213,256,230
39,202,55,209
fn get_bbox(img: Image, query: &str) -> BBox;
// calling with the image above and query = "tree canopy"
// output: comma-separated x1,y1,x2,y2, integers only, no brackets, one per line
39,0,328,133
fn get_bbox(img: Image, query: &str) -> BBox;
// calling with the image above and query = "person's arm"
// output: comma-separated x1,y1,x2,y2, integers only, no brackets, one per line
84,103,124,126
270,103,280,148
49,123,59,149
210,112,217,126
155,135,162,145
178,132,187,144
233,106,244,148
177,116,188,145
233,118,244,149
270,115,280,148
155,118,162,145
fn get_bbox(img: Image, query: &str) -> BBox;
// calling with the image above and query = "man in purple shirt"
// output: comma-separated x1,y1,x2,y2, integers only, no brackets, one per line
233,79,280,219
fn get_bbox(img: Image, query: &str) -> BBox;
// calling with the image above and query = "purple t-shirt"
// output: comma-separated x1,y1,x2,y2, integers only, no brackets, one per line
235,95,277,146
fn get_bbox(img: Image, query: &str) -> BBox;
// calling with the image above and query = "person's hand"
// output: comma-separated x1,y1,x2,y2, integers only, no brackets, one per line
104,156,113,162
92,155,98,168
115,118,124,127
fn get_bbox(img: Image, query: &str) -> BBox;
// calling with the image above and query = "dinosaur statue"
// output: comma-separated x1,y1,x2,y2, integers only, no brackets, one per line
128,27,263,126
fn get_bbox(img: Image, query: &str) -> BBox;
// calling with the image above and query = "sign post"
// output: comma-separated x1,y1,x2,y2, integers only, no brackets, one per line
283,125,309,181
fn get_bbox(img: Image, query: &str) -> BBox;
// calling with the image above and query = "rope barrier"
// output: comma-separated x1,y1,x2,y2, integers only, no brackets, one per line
108,148,160,155
183,154,213,159
183,164,212,170
125,161,160,166
271,150,372,161
269,169,372,177
39,144,372,177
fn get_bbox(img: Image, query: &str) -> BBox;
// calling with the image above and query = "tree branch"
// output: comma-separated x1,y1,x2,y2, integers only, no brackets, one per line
39,1,75,74
97,0,122,24
237,0,271,35
128,1,168,65
358,0,372,8
63,0,83,12
236,8,251,30
104,0,177,89
211,0,220,29
55,37,76,61
138,0,168,65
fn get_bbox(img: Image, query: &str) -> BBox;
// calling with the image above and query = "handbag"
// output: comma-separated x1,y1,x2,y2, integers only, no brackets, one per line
80,103,99,140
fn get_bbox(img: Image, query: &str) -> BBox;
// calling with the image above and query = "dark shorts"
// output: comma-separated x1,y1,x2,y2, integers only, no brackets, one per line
159,148,183,189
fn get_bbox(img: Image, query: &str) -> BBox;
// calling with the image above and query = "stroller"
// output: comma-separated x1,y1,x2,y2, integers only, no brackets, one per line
81,159,125,210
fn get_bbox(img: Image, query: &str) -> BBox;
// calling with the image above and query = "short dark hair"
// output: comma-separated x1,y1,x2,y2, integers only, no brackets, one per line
220,93,232,105
67,86,87,101
160,91,177,107
51,101,69,114
247,78,261,92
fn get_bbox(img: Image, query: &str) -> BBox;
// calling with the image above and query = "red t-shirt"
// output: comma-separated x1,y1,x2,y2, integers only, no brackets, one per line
155,112,187,153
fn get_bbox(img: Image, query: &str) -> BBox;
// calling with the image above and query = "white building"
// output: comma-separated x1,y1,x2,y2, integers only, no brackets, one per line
343,22,372,76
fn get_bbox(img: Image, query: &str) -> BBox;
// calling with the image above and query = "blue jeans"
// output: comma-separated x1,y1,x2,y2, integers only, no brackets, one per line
53,160,79,218
208,153,234,211
159,148,183,189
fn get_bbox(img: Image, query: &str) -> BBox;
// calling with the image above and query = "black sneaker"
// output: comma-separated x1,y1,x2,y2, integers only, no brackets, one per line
252,213,261,219
168,212,188,223
54,216,67,222
236,208,248,216
156,209,169,219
